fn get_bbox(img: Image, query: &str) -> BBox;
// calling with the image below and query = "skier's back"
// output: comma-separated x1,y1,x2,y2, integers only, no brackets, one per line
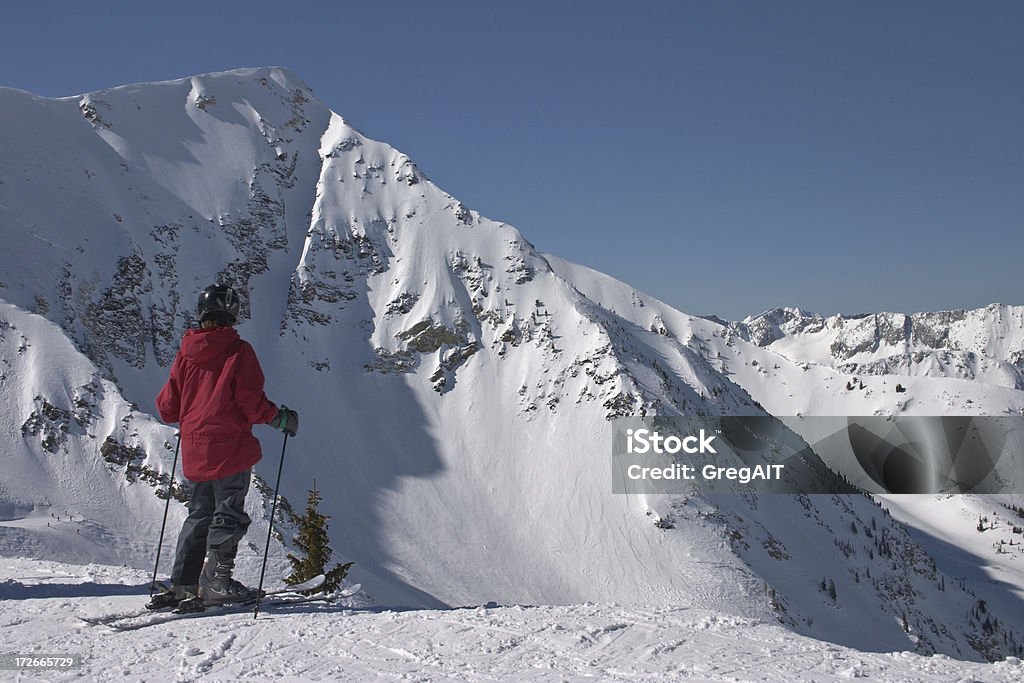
155,283,298,605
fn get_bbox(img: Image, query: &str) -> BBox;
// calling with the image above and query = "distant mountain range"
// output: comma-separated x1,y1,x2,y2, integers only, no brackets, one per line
730,305,1024,388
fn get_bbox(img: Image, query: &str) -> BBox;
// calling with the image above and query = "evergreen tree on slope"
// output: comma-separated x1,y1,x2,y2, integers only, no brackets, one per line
285,480,352,593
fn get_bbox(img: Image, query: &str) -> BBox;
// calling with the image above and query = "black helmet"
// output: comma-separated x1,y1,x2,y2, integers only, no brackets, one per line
197,284,240,325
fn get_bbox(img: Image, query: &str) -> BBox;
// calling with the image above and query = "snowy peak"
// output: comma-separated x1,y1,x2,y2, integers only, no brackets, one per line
742,306,822,326
0,65,562,398
737,306,825,346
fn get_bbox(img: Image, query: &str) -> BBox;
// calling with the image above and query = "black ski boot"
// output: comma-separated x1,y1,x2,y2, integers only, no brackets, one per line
147,584,198,610
198,548,260,605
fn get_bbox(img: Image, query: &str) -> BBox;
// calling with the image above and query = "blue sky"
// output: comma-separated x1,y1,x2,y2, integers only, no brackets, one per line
3,1,1021,319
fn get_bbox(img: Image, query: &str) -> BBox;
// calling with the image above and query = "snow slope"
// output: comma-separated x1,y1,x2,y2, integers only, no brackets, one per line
2,67,1024,665
4,557,1024,682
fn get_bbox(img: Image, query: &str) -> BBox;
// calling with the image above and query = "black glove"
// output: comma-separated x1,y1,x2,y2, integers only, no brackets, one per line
271,405,299,437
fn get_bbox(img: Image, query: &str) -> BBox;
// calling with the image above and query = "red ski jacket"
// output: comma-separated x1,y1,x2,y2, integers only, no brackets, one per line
156,326,280,482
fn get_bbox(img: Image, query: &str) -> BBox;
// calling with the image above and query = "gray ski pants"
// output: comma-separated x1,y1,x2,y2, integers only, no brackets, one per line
170,469,252,586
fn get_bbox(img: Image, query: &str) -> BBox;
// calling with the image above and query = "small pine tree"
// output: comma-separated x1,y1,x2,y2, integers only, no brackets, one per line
285,480,353,594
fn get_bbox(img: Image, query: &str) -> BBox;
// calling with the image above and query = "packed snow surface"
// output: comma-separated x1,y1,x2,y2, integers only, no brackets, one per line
4,557,1024,682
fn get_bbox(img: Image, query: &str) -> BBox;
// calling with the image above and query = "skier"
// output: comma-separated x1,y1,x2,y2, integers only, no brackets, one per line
153,283,298,606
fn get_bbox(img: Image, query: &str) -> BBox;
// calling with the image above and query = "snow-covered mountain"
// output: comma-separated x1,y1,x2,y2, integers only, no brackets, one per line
2,67,1023,663
730,305,1024,389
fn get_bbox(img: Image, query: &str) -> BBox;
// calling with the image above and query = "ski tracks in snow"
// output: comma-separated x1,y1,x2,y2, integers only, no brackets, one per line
3,558,1024,681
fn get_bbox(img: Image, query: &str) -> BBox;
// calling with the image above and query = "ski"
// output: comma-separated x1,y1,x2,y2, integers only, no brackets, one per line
91,583,361,632
102,593,325,632
276,573,329,595
79,574,329,626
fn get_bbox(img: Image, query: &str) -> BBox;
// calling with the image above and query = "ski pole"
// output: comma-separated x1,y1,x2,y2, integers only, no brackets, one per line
150,432,181,595
255,432,288,619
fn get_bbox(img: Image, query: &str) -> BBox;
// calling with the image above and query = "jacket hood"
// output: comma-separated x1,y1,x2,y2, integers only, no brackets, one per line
181,326,241,366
